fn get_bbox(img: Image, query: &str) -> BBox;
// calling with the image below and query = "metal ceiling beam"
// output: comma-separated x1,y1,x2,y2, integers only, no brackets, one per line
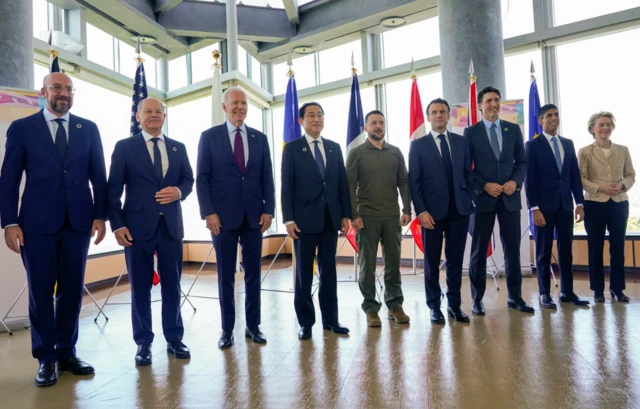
155,0,183,13
283,0,300,24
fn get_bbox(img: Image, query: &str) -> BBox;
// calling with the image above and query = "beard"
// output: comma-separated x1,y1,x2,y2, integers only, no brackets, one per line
50,97,72,114
369,131,385,141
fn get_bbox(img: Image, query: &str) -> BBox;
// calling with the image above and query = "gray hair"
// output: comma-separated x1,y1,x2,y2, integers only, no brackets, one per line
223,87,246,103
137,97,166,113
587,111,616,138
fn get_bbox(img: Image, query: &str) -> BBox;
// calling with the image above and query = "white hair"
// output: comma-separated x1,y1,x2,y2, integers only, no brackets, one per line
223,87,246,103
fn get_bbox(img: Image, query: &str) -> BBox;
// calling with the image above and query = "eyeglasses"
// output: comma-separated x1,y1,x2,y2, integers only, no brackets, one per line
44,84,76,95
305,113,324,120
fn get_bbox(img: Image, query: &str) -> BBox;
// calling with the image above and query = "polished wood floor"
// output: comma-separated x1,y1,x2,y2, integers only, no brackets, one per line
1,259,640,409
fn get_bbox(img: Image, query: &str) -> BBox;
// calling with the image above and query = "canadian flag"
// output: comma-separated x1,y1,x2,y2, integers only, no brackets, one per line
152,252,160,286
408,76,426,251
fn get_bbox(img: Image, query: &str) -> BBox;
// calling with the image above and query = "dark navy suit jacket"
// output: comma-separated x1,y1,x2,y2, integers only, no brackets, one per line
524,134,584,212
196,123,275,230
0,110,107,233
281,136,351,234
408,132,475,220
107,133,194,241
464,120,527,212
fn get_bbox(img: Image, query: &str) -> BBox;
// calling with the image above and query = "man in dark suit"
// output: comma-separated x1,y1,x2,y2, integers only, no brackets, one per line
524,104,589,308
108,97,194,365
281,102,351,340
0,73,107,387
409,98,475,324
465,86,534,314
196,87,275,349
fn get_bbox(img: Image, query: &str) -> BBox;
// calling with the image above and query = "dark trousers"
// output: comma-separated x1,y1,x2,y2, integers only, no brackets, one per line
212,214,263,332
469,199,523,301
293,207,339,328
584,200,629,293
21,218,91,364
534,209,575,295
126,218,184,345
422,199,469,310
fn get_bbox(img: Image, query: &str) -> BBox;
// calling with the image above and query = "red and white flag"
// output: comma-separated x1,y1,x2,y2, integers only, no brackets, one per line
408,71,426,251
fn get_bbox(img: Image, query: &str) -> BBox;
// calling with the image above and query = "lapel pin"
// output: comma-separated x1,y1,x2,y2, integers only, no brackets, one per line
251,134,255,138
303,147,308,152
76,124,82,128
504,127,508,131
173,147,177,152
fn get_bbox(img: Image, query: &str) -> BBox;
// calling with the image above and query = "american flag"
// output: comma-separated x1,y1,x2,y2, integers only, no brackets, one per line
130,61,148,136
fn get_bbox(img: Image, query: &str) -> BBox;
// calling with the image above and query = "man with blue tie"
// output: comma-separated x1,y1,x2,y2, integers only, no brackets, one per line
524,104,589,308
0,73,107,387
107,97,194,365
281,102,351,340
196,87,275,349
409,98,475,324
465,86,534,314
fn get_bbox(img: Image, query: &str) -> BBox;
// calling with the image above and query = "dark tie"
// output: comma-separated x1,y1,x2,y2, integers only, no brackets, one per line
150,138,163,181
312,140,325,178
53,118,67,158
234,128,246,173
490,123,501,159
438,134,454,195
551,136,563,173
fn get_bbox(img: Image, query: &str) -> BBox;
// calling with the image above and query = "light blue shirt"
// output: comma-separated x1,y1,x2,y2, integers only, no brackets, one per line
226,121,249,166
482,117,503,153
42,108,70,143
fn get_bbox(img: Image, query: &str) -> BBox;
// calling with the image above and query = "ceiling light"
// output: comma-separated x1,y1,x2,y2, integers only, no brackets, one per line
130,35,157,44
380,16,406,28
293,45,314,54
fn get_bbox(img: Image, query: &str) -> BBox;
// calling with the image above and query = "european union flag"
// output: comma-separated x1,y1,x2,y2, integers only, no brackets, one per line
283,75,301,147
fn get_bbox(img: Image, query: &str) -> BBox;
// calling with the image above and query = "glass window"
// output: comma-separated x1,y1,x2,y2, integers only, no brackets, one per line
383,18,439,69
554,0,640,26
191,43,220,84
86,24,114,70
238,46,248,77
318,40,362,84
235,0,284,8
273,53,316,95
504,50,544,138
169,55,188,90
142,53,157,90
272,106,285,231
501,0,535,39
33,0,49,40
250,55,263,88
118,40,138,78
556,28,640,231
33,63,50,89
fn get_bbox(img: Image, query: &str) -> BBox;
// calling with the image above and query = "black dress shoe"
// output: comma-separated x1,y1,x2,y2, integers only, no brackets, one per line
245,326,267,344
218,331,234,349
539,293,557,309
447,307,470,323
57,356,95,375
298,327,312,340
135,344,152,366
594,291,605,303
323,323,350,334
611,290,630,302
471,300,485,316
508,297,535,313
430,309,445,324
35,363,57,387
559,292,590,306
167,341,191,359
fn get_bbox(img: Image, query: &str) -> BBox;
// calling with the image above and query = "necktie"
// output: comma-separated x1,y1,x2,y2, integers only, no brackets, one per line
312,140,325,178
438,134,454,195
53,118,67,159
234,128,245,173
150,138,163,181
490,123,500,159
551,136,563,173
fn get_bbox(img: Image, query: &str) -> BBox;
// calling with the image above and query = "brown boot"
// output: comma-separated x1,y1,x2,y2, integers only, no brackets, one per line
366,312,382,327
387,307,410,323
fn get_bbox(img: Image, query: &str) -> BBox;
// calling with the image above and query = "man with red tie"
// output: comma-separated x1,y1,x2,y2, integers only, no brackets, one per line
196,87,275,349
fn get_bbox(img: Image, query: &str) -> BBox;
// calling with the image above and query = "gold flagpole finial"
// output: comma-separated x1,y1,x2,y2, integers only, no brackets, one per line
351,51,357,76
410,58,416,81
213,49,222,69
530,60,536,81
287,52,294,78
468,59,476,83
135,36,144,65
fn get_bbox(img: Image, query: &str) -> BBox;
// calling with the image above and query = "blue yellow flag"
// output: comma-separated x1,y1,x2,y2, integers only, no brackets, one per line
283,74,301,148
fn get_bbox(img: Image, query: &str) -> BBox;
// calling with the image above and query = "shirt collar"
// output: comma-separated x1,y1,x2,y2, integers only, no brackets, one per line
365,138,387,149
482,117,501,129
304,134,323,145
430,130,448,139
542,132,559,142
226,121,247,135
43,108,70,123
141,130,165,142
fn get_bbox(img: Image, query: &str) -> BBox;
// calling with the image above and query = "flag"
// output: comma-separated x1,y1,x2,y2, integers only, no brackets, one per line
48,30,60,73
283,74,302,147
408,75,426,251
528,76,543,239
211,51,224,127
467,63,493,258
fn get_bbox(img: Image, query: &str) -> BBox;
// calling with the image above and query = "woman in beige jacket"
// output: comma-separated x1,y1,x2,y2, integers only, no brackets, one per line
578,112,635,303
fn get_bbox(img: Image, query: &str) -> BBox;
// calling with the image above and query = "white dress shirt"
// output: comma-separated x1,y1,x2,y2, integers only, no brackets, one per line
43,108,70,143
142,130,169,178
430,130,452,159
226,121,249,166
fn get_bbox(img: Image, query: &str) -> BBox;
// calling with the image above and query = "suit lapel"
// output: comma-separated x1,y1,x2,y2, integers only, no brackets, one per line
64,115,80,167
245,127,260,171
537,135,561,177
164,137,180,183
32,111,63,165
477,122,498,162
301,138,323,179
498,121,511,162
425,135,444,168
324,139,335,178
558,136,571,176
221,125,242,173
132,134,162,184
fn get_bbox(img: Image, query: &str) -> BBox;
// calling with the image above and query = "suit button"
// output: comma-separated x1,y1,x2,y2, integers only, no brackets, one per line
63,170,67,173
62,189,66,193
321,197,325,201
323,182,326,185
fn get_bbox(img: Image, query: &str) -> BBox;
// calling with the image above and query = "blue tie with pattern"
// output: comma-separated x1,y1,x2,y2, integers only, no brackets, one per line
551,136,562,173
151,138,163,181
54,118,67,159
313,140,325,178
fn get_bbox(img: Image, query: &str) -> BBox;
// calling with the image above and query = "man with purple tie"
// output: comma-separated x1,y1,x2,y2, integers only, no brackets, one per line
196,87,275,349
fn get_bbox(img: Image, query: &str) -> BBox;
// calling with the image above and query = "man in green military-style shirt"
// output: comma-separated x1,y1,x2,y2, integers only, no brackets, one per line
346,110,412,328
